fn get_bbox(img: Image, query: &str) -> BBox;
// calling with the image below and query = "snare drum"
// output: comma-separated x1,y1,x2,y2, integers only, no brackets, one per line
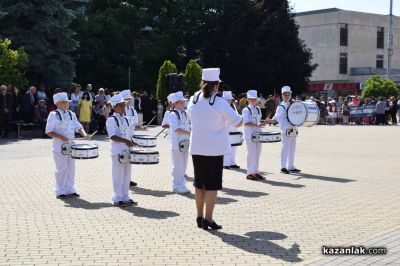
130,149,159,164
229,132,243,146
252,132,281,143
179,139,190,152
132,135,157,148
70,144,99,159
287,101,320,127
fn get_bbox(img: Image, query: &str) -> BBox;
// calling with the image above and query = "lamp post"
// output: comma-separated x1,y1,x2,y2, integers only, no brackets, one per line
387,0,393,79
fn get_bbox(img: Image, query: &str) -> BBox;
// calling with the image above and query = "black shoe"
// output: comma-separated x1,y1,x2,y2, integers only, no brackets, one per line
196,217,204,228
127,199,138,206
202,219,222,230
114,201,127,207
56,194,66,199
223,166,230,169
130,181,137,187
68,193,80,197
230,165,240,169
280,168,290,174
289,168,301,173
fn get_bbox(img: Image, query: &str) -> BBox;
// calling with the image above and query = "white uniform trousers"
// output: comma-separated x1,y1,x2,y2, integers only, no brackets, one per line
111,155,132,202
171,150,188,190
245,139,262,174
53,152,77,196
280,134,297,170
223,146,237,166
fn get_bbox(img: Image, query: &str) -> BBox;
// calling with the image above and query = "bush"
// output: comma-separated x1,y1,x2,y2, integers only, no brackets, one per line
156,60,177,102
362,76,399,98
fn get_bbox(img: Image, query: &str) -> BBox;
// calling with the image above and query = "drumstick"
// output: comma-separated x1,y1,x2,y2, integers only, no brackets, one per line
74,130,98,140
145,115,157,126
155,128,166,137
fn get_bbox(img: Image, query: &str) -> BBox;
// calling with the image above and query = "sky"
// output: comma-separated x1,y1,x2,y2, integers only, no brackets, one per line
290,0,400,16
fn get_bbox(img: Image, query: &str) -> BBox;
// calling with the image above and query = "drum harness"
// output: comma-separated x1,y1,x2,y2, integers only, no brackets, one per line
278,103,298,137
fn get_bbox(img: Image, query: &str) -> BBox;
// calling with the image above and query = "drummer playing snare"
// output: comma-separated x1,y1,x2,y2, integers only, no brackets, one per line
46,92,91,199
264,86,301,174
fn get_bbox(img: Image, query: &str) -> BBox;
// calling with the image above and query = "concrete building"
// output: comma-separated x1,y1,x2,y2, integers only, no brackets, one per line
295,8,400,95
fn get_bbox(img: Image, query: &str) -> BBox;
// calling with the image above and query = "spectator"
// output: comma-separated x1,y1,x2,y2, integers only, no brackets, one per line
95,88,108,107
375,97,387,125
397,97,400,123
36,85,48,102
150,94,158,125
12,86,23,122
70,84,81,116
133,92,143,124
258,94,266,117
105,88,111,101
141,91,152,125
157,100,164,125
99,101,111,134
86,84,95,101
264,95,276,118
389,96,398,125
78,92,92,133
34,99,49,137
91,101,102,133
341,100,350,125
0,85,14,138
21,86,37,123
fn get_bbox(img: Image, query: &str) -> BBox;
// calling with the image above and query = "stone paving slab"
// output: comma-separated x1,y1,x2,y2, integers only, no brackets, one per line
0,125,399,265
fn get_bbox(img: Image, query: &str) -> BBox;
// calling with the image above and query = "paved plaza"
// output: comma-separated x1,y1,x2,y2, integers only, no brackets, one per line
0,125,399,265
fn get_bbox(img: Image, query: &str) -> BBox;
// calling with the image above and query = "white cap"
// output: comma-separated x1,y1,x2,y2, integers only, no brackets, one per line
167,93,174,103
120,89,132,100
247,90,258,99
109,94,125,108
281,86,292,94
223,91,234,100
53,92,70,104
202,68,221,82
170,92,186,104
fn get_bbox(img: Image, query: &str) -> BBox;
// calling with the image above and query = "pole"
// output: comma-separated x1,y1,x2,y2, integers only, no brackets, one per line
128,67,131,90
388,0,393,79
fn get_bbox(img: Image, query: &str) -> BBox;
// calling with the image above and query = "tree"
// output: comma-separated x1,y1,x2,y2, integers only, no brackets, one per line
184,59,202,94
362,76,399,98
0,38,28,87
156,60,177,102
0,0,84,89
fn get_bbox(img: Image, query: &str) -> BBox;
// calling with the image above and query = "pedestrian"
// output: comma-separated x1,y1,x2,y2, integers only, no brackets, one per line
0,85,13,138
78,92,92,133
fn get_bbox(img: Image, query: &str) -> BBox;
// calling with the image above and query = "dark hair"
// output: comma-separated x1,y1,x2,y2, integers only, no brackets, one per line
82,91,90,100
200,81,219,98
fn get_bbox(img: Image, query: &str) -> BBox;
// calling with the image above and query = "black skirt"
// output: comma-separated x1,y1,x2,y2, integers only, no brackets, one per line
192,155,223,190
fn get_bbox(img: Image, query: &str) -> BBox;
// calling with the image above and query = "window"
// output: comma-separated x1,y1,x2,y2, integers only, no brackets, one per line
376,55,384,68
340,24,348,46
339,53,348,74
377,27,384,49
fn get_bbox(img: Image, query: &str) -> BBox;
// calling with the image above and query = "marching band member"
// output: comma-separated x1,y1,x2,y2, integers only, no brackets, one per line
46,92,90,199
187,68,242,230
265,86,300,174
168,91,191,193
161,93,175,130
120,89,147,187
242,90,265,181
106,94,138,207
222,91,240,169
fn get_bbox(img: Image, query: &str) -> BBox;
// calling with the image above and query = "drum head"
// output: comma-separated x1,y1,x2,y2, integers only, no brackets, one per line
287,102,307,126
133,135,156,140
71,144,98,150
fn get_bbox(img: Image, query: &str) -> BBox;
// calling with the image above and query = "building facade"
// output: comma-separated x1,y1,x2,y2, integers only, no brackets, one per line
295,8,400,95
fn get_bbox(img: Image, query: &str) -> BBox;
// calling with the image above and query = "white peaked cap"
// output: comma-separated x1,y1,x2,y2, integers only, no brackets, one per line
223,91,234,100
53,92,70,104
120,89,132,99
109,94,125,108
247,90,258,99
202,68,221,82
281,86,292,94
167,93,174,103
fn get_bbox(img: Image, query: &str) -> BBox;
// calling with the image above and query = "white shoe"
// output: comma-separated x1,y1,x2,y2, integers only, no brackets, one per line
173,188,191,194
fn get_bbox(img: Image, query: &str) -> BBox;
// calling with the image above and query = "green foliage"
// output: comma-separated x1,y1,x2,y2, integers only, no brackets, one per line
0,0,84,88
362,76,399,98
156,60,177,102
184,60,202,94
0,38,28,87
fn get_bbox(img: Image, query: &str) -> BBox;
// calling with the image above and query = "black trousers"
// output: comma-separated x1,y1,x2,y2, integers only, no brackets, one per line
0,112,11,136
375,114,386,125
391,112,397,124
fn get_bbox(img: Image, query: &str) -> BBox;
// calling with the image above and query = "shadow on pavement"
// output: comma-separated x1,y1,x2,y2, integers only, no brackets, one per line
61,197,113,210
260,179,305,188
131,187,174,197
178,193,238,205
222,187,269,198
210,230,302,263
120,206,180,219
293,172,355,183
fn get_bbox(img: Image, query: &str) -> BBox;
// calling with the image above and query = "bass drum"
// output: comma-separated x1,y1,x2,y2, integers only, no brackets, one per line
287,101,319,127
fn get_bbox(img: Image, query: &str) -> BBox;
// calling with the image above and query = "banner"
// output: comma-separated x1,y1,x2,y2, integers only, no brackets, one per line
349,104,375,118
